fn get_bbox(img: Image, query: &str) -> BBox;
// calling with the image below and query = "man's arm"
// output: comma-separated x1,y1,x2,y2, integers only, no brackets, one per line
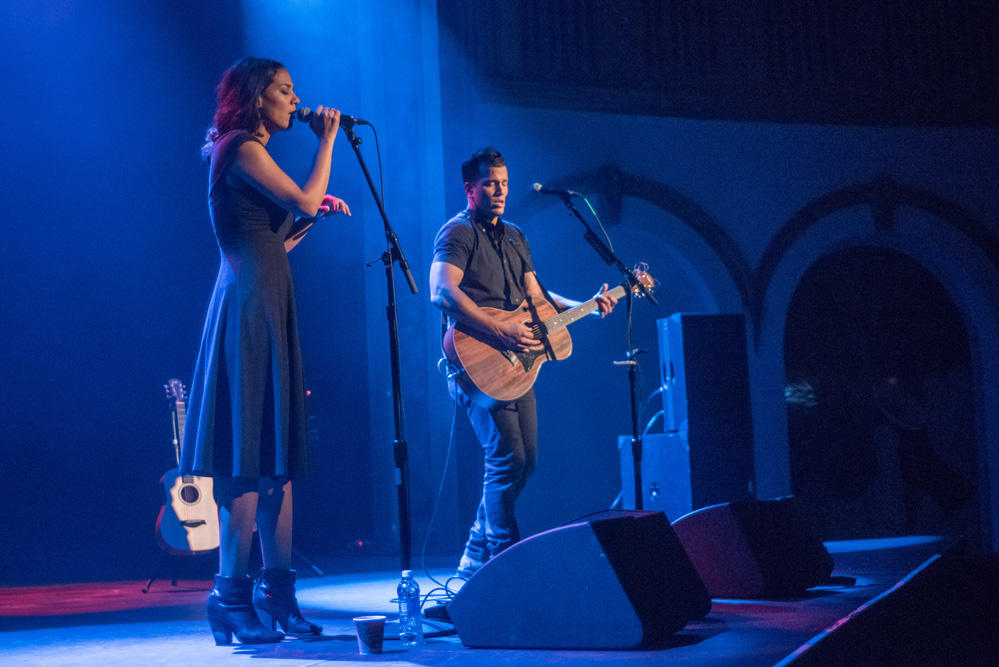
429,261,540,351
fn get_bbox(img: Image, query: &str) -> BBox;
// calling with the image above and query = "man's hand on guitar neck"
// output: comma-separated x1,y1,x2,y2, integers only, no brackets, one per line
593,283,618,318
543,283,619,320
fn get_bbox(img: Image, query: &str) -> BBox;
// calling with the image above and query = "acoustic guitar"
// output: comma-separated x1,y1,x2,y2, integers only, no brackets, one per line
443,267,655,408
155,379,219,555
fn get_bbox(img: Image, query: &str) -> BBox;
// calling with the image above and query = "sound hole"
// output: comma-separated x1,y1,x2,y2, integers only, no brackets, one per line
180,484,201,503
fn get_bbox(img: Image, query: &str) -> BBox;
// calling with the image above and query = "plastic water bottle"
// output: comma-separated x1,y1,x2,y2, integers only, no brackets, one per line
397,570,424,646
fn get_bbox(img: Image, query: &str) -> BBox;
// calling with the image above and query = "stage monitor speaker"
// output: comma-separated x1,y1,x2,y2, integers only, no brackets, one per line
657,313,755,508
671,496,833,599
447,510,711,650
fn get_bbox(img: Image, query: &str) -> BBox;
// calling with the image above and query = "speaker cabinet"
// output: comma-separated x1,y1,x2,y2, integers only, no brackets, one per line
671,497,834,599
657,313,755,508
447,510,710,649
619,433,692,518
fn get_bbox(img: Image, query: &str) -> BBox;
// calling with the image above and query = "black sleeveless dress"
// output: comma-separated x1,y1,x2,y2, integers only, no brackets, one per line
180,130,310,480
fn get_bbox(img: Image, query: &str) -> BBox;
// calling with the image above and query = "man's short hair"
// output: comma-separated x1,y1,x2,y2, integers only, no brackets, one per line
461,147,505,183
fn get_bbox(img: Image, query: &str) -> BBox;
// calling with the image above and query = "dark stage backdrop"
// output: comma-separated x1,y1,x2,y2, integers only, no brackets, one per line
0,0,252,583
431,7,999,550
4,1,997,585
0,0,379,584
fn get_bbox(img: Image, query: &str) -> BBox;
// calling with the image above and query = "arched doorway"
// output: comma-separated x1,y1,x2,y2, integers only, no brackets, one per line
784,246,978,541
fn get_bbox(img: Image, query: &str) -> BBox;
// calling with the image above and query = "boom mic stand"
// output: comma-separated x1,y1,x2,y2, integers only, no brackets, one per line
551,193,656,510
341,121,419,571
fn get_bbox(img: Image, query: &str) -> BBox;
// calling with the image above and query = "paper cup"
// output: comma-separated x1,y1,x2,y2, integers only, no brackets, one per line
353,615,387,654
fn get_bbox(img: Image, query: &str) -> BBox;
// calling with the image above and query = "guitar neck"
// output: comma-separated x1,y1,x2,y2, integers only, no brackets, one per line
542,284,628,333
172,401,186,467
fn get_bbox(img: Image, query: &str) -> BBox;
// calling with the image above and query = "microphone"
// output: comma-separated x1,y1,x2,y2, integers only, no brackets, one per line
296,107,369,129
532,183,580,199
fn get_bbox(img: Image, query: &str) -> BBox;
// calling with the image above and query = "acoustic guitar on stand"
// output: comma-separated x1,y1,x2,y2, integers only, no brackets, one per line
155,379,219,555
444,266,655,409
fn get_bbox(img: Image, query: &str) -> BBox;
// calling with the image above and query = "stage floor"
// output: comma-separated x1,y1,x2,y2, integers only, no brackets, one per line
0,536,982,666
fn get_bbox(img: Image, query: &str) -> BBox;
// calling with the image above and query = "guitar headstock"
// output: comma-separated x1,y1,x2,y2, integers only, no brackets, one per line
165,378,187,405
629,263,656,298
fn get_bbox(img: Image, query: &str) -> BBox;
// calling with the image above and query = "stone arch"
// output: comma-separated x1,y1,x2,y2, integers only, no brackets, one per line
518,165,752,311
752,179,999,550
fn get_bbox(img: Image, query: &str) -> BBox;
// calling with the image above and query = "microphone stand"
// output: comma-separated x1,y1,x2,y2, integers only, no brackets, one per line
552,193,656,511
341,121,419,571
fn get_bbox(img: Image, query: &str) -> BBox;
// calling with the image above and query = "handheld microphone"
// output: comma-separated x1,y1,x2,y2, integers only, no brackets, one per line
532,182,580,199
296,107,369,129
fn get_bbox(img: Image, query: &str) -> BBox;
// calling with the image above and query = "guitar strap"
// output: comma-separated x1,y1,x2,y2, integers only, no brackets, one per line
529,272,564,314
438,216,563,345
438,311,460,400
501,225,564,315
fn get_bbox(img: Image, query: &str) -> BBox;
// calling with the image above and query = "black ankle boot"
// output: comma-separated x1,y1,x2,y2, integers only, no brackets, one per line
253,568,322,635
207,575,285,645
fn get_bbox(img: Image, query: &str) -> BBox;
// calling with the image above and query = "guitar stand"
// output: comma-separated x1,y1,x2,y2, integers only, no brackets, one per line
292,547,324,577
141,545,321,593
141,551,196,594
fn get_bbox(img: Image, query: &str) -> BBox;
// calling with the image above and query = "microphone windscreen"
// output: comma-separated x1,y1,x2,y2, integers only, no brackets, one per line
296,107,313,122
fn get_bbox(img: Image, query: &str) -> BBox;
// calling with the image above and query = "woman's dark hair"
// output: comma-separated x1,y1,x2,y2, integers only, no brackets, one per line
201,56,285,160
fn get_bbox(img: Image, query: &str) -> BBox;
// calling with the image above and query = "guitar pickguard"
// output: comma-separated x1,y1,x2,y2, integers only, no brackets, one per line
502,348,545,372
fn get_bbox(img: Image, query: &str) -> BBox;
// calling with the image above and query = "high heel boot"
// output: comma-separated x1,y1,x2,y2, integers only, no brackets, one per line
206,575,285,645
253,568,322,635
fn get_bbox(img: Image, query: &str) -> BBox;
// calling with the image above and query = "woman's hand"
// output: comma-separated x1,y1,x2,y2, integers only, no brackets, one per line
317,194,351,217
309,105,340,143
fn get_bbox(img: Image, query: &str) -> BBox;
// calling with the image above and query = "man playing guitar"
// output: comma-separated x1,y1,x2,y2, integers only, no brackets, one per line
429,147,617,579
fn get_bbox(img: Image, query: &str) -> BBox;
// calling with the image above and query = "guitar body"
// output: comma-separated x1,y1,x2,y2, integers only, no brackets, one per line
444,299,573,409
442,268,654,410
155,467,219,556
